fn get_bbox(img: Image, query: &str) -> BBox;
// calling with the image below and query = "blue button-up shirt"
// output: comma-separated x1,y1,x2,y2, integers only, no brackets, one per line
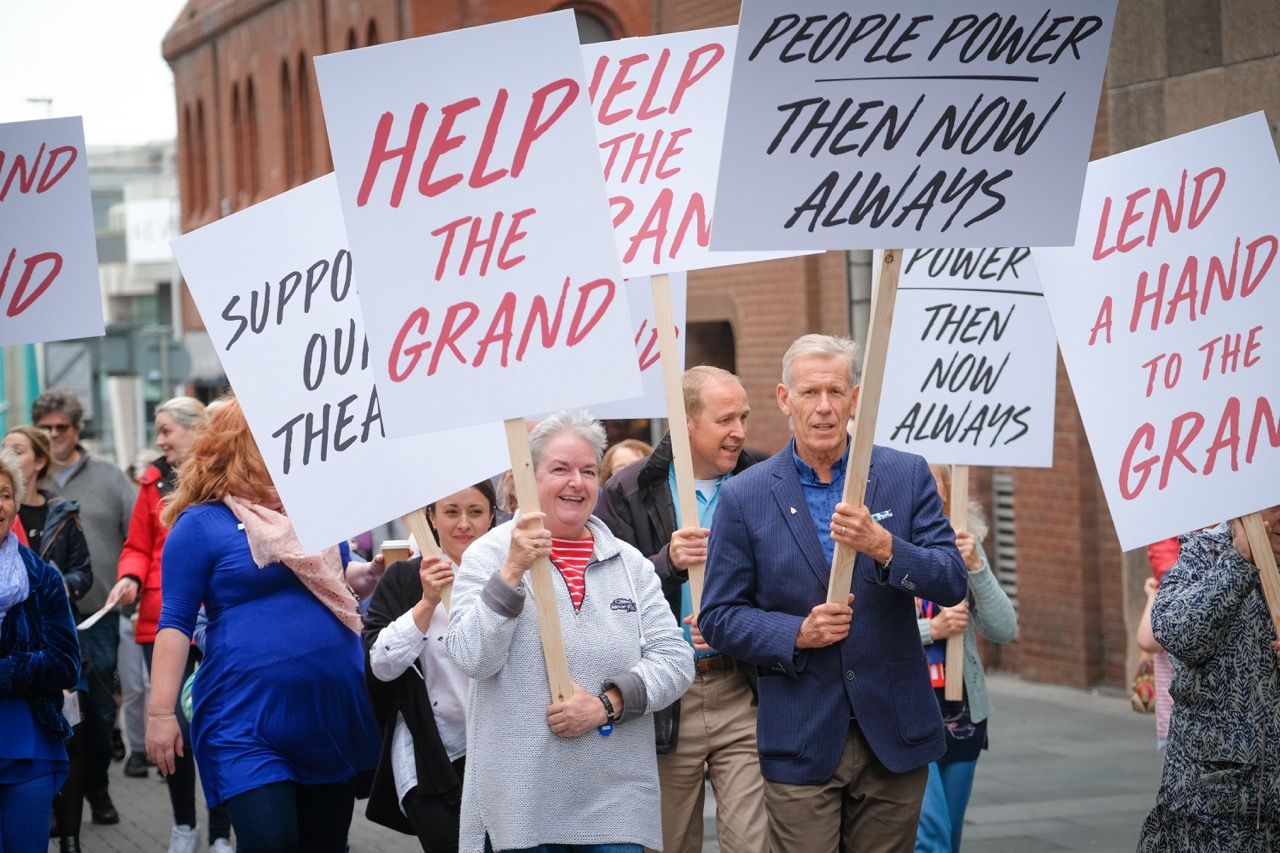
669,465,729,657
791,438,850,566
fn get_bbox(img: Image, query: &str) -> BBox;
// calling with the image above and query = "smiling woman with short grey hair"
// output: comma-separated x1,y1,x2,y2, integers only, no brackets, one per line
446,409,693,853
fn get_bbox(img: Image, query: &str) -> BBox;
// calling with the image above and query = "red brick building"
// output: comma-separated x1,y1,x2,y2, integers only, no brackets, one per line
164,0,1280,689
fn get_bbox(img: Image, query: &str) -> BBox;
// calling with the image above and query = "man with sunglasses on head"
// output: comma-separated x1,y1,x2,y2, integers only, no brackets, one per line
32,389,137,828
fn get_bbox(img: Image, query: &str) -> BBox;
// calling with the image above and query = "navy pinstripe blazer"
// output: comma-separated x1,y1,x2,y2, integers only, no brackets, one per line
699,442,968,784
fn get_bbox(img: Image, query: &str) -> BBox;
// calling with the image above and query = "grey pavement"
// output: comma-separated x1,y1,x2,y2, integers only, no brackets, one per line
58,673,1161,852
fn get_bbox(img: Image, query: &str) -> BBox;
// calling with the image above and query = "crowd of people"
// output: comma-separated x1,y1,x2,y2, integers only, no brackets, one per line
2,332,1279,852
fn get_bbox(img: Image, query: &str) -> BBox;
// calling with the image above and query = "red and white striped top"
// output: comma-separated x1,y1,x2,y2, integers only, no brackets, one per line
551,536,594,611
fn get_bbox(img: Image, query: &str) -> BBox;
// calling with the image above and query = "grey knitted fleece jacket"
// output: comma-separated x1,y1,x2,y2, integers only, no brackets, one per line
447,515,693,853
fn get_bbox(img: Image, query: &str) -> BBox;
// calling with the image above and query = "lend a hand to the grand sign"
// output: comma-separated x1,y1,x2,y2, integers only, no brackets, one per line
712,2,1116,251
0,117,103,346
316,11,640,437
1033,113,1280,551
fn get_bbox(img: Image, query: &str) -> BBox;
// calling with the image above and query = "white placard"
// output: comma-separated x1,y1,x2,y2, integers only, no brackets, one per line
316,11,640,438
1033,112,1280,551
126,197,180,264
171,176,509,553
876,247,1055,467
592,273,687,420
0,117,103,345
712,2,1116,250
584,27,809,276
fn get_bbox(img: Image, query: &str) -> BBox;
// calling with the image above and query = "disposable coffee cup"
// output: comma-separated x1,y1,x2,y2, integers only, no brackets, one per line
381,539,413,566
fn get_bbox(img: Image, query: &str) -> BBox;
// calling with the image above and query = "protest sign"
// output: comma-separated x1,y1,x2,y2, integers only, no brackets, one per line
584,27,806,276
170,175,509,554
713,1,1116,250
316,10,639,438
876,247,1055,467
591,272,686,420
0,117,103,346
1033,112,1280,552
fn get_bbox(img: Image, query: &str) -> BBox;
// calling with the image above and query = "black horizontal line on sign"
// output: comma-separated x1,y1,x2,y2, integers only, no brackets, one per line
896,286,1045,297
815,74,1041,83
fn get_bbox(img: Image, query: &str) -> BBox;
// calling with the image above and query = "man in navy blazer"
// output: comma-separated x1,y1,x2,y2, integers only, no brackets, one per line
699,334,968,853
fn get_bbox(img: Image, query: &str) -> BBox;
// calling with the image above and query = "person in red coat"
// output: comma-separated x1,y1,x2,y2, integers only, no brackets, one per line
107,396,232,853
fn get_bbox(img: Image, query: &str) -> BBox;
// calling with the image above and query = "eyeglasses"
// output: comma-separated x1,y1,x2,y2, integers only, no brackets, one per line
38,423,75,434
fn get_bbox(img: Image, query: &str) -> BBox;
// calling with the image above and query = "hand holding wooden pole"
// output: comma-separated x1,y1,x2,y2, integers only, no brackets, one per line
944,465,970,702
651,273,704,615
1241,512,1280,634
503,417,575,703
827,249,903,603
401,509,451,612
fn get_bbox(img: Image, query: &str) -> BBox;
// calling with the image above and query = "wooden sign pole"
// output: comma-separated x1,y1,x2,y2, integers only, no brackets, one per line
1241,512,1280,634
400,509,451,612
503,417,575,703
650,273,704,615
828,249,903,603
944,465,970,701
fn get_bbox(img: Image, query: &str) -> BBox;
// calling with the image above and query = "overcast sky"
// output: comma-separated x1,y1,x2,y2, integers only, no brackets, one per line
1,0,188,146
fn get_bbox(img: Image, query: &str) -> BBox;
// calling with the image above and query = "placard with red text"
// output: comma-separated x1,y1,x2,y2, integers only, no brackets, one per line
172,175,509,553
712,1,1116,250
591,272,687,420
315,11,640,437
0,117,103,346
1033,113,1280,550
583,27,807,276
875,247,1056,467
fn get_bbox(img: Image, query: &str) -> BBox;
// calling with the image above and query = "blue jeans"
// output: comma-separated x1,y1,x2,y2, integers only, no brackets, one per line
0,770,64,850
915,760,978,853
486,843,642,853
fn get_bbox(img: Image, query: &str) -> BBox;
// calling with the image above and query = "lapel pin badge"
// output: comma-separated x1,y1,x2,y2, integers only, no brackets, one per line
790,506,797,515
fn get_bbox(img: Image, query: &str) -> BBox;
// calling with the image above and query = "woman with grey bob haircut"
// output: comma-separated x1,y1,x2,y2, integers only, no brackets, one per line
446,409,693,853
528,409,607,470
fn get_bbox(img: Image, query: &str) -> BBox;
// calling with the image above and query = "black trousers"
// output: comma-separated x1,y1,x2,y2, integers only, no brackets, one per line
401,757,466,853
224,779,357,853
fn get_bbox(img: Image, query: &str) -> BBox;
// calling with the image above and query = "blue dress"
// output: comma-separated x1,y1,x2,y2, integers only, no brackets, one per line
158,503,379,807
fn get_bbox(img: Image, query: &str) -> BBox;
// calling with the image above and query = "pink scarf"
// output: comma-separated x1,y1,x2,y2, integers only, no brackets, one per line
222,496,362,634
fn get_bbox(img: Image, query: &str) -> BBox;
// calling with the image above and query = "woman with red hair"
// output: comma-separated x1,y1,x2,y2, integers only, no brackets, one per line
146,396,379,852
108,397,232,852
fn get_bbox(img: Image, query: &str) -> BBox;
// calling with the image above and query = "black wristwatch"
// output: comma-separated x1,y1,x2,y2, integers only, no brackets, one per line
597,691,618,723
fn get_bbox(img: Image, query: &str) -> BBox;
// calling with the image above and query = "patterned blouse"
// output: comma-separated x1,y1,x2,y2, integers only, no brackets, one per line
1139,524,1280,850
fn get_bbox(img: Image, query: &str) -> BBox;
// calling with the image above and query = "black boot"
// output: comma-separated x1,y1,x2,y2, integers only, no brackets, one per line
88,791,120,825
60,838,82,853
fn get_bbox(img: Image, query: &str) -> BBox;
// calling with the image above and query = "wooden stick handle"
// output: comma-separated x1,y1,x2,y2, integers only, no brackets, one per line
651,274,704,615
401,509,450,612
944,465,970,701
504,417,575,703
827,249,903,603
1242,512,1280,635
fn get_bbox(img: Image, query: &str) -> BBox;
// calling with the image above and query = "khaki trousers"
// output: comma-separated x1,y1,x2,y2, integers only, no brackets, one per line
656,667,769,853
762,722,927,853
